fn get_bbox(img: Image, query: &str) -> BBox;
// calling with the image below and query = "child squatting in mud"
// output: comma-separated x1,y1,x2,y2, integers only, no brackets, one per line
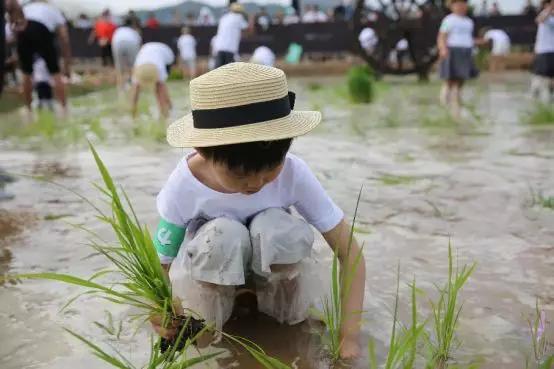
150,62,366,359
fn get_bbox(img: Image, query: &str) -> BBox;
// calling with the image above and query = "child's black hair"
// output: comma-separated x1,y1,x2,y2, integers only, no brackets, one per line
195,138,293,174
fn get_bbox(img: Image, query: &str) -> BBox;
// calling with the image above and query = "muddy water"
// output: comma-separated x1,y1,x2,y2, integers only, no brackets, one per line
0,72,553,369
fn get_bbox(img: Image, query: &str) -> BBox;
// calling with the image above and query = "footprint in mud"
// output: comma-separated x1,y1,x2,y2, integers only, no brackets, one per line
0,210,38,243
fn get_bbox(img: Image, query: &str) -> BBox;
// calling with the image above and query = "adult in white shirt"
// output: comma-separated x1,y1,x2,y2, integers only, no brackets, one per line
213,3,249,68
131,42,175,119
478,28,511,72
358,27,378,54
250,45,275,66
302,5,329,23
531,0,554,101
112,18,142,90
15,1,72,117
177,27,197,78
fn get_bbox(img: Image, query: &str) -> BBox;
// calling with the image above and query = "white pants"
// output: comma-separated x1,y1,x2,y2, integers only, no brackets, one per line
169,208,326,329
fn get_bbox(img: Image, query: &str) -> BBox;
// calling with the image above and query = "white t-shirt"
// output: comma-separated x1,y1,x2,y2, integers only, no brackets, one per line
156,153,344,262
358,27,378,50
396,38,409,51
23,2,66,32
484,29,511,55
251,46,275,66
302,10,328,23
283,14,300,25
134,42,175,82
177,34,197,60
439,14,474,48
213,12,248,54
112,26,142,48
33,57,50,83
5,24,14,42
535,15,554,54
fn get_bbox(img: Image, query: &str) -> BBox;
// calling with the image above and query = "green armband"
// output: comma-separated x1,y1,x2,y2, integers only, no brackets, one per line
153,219,186,258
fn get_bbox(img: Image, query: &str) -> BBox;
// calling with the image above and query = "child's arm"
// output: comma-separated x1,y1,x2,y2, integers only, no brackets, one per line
437,31,449,59
323,219,366,359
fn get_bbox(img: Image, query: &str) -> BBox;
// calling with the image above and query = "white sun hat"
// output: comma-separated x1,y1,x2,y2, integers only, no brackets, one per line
167,62,322,148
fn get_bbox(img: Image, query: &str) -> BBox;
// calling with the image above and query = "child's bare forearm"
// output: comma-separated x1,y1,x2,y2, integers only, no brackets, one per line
323,220,366,342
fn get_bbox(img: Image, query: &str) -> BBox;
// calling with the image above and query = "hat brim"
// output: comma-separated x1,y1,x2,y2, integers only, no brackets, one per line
167,111,321,148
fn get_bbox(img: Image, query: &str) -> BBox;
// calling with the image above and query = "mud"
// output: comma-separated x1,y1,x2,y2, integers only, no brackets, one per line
0,72,553,369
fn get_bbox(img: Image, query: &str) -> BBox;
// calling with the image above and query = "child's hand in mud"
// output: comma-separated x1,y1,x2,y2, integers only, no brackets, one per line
340,338,361,359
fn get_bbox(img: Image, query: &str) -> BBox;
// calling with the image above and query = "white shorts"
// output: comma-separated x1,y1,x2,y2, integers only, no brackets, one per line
112,40,141,72
169,208,330,329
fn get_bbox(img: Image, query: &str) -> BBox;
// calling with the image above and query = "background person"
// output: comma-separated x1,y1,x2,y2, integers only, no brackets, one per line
478,27,511,72
531,0,554,102
16,0,71,118
250,45,275,66
358,26,378,55
112,18,142,90
213,3,250,68
131,42,175,119
177,27,197,78
90,9,116,66
437,0,478,118
145,12,160,29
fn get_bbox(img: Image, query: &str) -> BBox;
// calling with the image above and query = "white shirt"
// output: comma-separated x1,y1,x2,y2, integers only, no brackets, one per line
213,12,248,54
439,14,474,48
23,2,66,32
112,27,142,48
156,153,344,262
484,29,511,55
283,14,300,25
251,46,275,66
33,57,50,83
177,34,197,60
358,27,378,50
302,10,328,23
134,42,175,82
396,38,409,51
535,15,554,54
5,24,14,42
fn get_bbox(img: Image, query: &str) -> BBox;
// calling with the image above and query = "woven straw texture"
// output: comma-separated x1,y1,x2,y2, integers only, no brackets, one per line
167,62,321,147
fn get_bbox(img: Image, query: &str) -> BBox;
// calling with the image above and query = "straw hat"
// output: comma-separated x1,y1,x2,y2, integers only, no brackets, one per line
230,2,245,13
167,62,321,148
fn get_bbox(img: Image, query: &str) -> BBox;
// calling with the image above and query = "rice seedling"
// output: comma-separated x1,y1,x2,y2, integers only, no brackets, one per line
312,188,365,362
525,104,554,126
378,174,417,186
347,65,375,104
368,267,426,369
425,242,476,369
526,299,553,369
529,187,554,210
65,319,223,369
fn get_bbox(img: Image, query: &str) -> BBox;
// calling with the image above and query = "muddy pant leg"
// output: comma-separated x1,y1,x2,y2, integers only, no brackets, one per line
169,217,252,330
249,208,315,324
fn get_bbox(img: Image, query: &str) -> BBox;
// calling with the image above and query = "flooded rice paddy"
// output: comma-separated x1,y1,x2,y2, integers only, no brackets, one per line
0,72,553,369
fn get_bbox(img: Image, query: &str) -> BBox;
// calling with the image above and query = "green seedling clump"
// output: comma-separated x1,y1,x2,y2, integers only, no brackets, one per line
526,104,554,126
347,65,375,104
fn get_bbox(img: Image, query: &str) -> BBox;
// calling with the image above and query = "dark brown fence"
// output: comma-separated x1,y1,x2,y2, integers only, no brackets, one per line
69,15,537,59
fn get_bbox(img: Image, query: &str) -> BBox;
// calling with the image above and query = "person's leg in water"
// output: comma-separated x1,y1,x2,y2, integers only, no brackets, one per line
450,79,463,118
155,82,172,119
440,81,451,106
249,208,315,325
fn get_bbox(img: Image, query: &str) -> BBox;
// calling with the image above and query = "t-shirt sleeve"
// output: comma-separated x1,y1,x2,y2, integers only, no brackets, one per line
54,8,66,27
291,157,344,233
240,17,248,30
439,16,451,33
155,179,186,263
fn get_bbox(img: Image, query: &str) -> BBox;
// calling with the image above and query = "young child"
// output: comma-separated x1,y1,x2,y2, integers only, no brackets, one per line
176,27,197,78
531,0,554,102
437,0,478,117
33,56,54,110
131,42,175,119
151,62,365,359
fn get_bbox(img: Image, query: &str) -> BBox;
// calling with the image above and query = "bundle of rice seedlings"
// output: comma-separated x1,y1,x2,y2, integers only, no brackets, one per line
347,65,375,104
